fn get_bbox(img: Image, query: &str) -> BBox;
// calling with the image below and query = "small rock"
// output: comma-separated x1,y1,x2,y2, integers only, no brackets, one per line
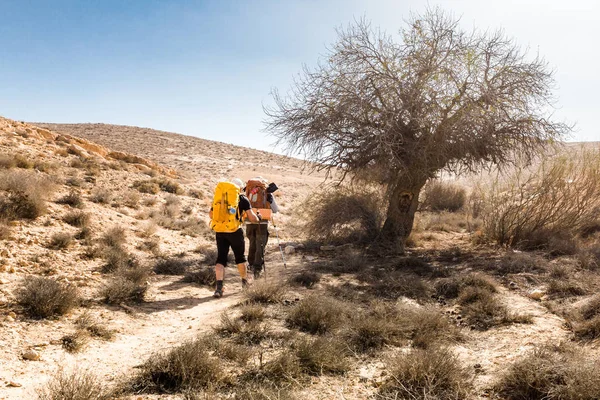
509,281,518,290
284,246,295,255
8,381,22,387
0,279,7,284
5,315,14,322
320,245,335,251
528,289,545,301
8,311,16,318
22,350,40,361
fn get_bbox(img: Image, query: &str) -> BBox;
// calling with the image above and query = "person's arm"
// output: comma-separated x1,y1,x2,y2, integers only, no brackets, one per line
209,207,213,219
268,193,279,214
245,208,261,223
239,195,261,222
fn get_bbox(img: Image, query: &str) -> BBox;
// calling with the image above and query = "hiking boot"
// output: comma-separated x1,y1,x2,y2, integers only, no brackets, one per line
253,267,262,279
213,289,223,298
242,278,249,289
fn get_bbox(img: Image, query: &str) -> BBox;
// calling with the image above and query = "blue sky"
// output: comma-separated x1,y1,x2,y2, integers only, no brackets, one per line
1,0,598,153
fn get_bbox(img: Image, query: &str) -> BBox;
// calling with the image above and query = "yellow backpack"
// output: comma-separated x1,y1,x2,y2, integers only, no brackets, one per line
210,181,242,233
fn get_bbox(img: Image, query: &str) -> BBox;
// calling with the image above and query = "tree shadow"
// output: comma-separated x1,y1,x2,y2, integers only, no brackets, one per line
136,295,215,314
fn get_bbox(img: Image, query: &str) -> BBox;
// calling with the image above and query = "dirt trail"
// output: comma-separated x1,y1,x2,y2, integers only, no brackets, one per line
0,250,293,400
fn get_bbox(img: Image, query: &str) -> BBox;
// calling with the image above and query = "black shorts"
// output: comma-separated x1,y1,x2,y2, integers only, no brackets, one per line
215,228,246,266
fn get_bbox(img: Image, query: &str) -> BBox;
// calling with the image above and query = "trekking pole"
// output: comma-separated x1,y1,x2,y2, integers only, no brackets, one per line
271,216,287,269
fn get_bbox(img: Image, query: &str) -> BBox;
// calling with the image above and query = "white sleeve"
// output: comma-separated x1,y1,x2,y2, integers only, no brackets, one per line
270,195,280,213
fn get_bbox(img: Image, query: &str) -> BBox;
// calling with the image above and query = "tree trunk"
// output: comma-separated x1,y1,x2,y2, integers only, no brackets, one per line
379,184,423,254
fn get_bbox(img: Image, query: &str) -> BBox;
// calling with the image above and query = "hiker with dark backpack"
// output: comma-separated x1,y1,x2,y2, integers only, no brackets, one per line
244,177,279,279
209,178,261,298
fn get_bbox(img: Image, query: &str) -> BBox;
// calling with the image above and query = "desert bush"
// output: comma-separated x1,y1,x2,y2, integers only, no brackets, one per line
367,271,430,300
37,368,108,400
216,312,271,345
61,331,88,353
132,337,225,393
13,154,34,169
101,264,150,304
496,251,548,275
56,191,84,208
345,302,407,352
289,271,321,288
16,276,79,318
0,222,12,240
101,226,127,248
378,347,472,400
63,211,91,228
461,292,532,330
294,336,350,375
122,190,140,208
239,304,266,322
138,236,161,255
153,257,194,275
89,187,112,204
286,295,348,334
133,180,160,194
494,345,600,400
47,232,74,249
101,245,137,273
546,279,586,297
480,149,600,249
0,170,55,220
0,154,17,169
75,312,115,340
420,180,466,212
244,280,287,304
301,185,383,245
249,351,303,385
199,336,252,365
183,267,216,287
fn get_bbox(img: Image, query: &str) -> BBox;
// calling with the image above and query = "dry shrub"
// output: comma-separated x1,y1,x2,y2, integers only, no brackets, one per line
101,264,150,304
199,336,252,365
494,345,600,399
61,331,89,353
546,279,586,297
294,336,350,375
63,211,91,228
286,295,348,334
577,243,600,270
0,170,55,220
132,337,225,393
122,190,140,208
420,180,466,212
101,225,127,248
16,276,79,318
56,191,84,208
47,232,74,249
75,312,115,340
301,186,383,245
480,149,600,249
239,304,266,322
289,271,321,288
183,267,216,287
378,347,472,400
366,270,430,300
345,302,407,352
215,312,271,345
0,154,17,169
496,251,548,275
153,257,194,275
37,368,108,400
570,294,600,340
248,351,303,385
460,291,532,330
244,280,287,304
101,245,137,273
133,180,160,194
89,187,113,204
0,221,11,240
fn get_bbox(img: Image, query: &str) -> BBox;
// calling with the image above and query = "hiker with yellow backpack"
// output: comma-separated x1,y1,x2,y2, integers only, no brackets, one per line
209,178,261,298
244,177,279,279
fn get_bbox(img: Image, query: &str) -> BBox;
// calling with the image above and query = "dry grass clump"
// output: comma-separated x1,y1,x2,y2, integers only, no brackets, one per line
378,347,472,400
89,187,113,204
121,190,140,208
153,257,194,275
75,312,115,340
0,170,55,220
480,149,600,249
131,337,225,393
16,276,79,318
100,263,150,304
183,267,216,287
47,232,74,249
199,336,252,365
56,191,84,208
101,225,127,248
286,295,348,334
37,368,108,400
133,178,183,195
293,336,350,375
215,312,271,345
494,345,600,399
366,270,430,300
546,279,586,297
239,304,266,322
63,210,91,228
289,271,321,288
460,290,532,330
570,294,600,340
435,273,497,300
301,186,383,245
0,221,11,240
244,280,287,304
244,351,303,386
420,180,466,212
496,251,548,274
61,331,89,353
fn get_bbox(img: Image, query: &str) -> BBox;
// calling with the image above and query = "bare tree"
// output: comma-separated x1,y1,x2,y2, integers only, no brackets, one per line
265,8,570,252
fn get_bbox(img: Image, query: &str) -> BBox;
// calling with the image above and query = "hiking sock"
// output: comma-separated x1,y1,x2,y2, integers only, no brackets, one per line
237,263,248,280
